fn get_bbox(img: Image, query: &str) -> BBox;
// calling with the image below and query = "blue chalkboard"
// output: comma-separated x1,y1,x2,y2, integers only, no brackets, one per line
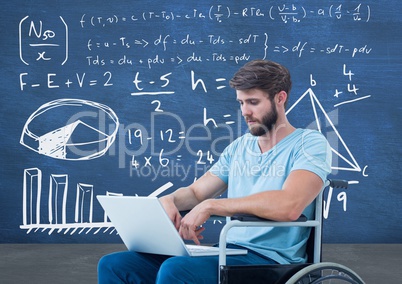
1,0,401,244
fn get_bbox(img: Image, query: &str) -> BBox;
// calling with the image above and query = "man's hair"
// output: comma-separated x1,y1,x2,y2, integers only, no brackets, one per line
229,59,292,107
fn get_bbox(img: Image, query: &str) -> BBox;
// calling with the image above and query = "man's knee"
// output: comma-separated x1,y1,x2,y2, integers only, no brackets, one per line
98,252,135,283
157,256,217,283
98,253,113,272
98,253,118,283
157,257,196,283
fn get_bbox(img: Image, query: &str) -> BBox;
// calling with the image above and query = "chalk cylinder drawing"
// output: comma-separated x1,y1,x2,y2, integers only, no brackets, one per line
20,98,119,160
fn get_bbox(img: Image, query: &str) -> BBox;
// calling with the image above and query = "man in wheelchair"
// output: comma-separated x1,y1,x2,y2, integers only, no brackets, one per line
98,59,334,283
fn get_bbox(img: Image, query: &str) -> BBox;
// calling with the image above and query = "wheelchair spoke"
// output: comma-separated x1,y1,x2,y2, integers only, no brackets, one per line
310,274,360,284
286,262,365,284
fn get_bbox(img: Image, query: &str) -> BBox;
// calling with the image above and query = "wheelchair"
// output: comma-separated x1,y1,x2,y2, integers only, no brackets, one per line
217,179,365,284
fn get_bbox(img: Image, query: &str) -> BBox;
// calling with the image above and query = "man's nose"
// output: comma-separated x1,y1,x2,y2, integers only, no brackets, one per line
241,104,251,117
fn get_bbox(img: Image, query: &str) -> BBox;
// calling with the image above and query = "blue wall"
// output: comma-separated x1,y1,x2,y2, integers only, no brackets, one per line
1,0,401,244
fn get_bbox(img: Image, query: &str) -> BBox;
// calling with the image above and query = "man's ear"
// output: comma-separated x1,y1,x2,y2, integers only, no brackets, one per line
276,91,288,106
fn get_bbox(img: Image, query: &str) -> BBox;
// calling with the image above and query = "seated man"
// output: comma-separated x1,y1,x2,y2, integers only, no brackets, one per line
98,59,332,283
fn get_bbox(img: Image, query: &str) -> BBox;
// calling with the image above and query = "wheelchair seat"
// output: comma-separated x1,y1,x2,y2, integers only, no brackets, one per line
218,179,365,284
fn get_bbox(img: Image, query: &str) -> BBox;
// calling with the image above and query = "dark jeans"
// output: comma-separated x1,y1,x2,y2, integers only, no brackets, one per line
98,246,277,283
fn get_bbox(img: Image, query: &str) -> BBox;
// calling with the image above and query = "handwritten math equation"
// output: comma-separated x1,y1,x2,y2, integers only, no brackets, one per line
19,15,69,66
79,3,371,27
83,33,372,65
19,19,373,68
19,64,369,114
125,104,222,176
18,10,373,69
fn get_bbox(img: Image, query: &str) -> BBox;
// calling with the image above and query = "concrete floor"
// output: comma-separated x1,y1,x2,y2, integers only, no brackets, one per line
1,243,401,283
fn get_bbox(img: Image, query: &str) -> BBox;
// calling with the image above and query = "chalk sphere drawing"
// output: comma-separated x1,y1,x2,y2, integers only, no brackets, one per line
20,98,119,160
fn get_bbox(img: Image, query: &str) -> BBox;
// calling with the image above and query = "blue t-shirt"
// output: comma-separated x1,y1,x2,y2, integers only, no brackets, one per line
209,129,332,264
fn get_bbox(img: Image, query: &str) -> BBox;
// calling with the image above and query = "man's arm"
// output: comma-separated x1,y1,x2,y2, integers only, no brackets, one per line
159,171,227,236
161,171,228,211
206,169,323,221
178,169,323,244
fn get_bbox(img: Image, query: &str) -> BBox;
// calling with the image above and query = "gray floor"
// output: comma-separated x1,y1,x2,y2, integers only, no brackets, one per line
1,243,401,283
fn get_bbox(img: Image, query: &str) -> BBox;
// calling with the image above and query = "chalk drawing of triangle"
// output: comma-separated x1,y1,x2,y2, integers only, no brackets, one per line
286,88,361,172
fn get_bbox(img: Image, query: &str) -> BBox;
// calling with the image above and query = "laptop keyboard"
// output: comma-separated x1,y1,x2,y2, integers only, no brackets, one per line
187,245,218,252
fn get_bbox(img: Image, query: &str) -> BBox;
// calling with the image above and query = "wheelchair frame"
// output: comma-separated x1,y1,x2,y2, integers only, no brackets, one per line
217,179,365,284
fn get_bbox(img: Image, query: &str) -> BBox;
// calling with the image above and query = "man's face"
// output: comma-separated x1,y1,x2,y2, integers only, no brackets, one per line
236,89,278,136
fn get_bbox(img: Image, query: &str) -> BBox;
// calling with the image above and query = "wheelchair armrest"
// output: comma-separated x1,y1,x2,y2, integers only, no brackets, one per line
181,211,308,222
231,214,307,222
327,179,349,189
218,216,319,267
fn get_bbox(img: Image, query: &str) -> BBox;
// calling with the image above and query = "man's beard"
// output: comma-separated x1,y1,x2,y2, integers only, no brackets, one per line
248,104,278,136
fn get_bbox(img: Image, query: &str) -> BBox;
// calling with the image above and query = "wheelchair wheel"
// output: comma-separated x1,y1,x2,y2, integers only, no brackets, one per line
285,262,365,284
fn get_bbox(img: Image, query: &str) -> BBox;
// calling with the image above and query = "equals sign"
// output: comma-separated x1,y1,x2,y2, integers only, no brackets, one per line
224,114,235,125
216,78,226,90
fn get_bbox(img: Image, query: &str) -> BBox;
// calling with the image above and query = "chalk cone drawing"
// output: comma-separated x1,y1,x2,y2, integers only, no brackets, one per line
286,88,361,172
20,98,119,160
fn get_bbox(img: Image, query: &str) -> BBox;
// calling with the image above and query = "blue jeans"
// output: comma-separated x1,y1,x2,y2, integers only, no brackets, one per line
98,245,278,283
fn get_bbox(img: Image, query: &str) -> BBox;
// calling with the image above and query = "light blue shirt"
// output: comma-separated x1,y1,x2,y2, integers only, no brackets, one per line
209,129,332,264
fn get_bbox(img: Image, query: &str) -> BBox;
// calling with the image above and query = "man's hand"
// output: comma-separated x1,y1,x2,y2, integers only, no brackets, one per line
179,201,212,245
159,196,181,230
158,172,228,244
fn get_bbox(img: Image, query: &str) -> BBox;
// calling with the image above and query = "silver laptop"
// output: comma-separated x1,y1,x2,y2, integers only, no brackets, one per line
97,195,247,257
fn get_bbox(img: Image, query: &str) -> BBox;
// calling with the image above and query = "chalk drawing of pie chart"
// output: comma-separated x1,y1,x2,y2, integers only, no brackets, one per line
20,98,119,160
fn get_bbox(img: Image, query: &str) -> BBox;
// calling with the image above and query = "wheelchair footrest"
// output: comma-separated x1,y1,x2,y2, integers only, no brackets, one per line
220,263,310,284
